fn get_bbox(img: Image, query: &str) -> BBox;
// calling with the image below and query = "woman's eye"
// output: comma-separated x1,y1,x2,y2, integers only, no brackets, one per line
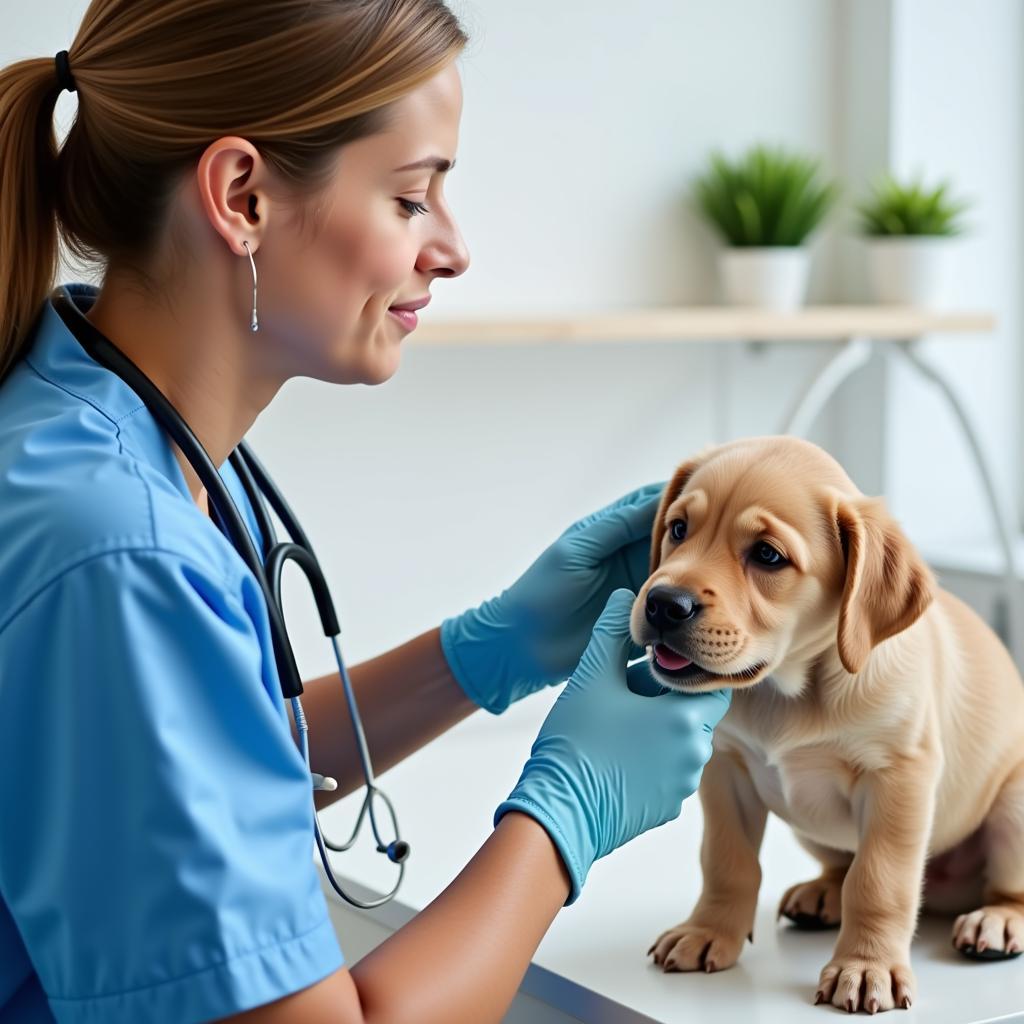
752,542,787,568
398,198,430,217
669,519,687,542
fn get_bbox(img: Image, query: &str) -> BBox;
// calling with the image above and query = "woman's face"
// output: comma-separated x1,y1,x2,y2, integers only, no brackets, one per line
255,61,469,386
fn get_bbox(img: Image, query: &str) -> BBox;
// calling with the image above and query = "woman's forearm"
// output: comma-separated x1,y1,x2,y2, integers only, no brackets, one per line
352,810,571,1024
294,629,572,1020
294,626,479,807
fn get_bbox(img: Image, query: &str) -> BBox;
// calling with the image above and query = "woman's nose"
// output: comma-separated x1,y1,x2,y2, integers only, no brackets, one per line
418,216,470,280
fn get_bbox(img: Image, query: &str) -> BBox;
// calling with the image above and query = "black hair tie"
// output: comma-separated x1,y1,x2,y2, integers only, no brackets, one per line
54,50,76,94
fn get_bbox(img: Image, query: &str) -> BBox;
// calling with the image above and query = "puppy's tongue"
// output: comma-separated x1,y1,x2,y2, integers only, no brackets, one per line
654,643,692,671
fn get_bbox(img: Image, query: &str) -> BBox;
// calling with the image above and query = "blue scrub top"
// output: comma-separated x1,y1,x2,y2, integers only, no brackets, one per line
0,285,344,1023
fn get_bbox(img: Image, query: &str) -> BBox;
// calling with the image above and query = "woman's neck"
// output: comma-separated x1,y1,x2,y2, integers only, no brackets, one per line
85,268,283,508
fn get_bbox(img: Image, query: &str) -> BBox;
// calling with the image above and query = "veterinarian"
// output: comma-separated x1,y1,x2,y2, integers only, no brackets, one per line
0,3,732,1021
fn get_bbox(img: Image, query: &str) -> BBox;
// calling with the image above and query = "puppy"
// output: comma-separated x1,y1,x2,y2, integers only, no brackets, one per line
634,436,1024,1013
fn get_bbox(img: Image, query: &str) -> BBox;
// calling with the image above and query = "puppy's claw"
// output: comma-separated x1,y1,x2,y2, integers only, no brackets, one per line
867,997,879,1015
814,992,824,1005
893,969,915,1011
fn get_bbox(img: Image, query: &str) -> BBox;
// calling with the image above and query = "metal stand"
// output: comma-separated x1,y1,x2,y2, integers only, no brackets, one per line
780,336,874,438
780,335,1019,654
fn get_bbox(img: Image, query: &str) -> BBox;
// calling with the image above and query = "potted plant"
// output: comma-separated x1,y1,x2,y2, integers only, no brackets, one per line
856,174,970,307
693,143,840,311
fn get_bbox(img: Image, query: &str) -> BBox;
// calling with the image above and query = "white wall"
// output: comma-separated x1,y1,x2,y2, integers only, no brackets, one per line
8,0,1021,670
880,0,1024,550
435,0,842,315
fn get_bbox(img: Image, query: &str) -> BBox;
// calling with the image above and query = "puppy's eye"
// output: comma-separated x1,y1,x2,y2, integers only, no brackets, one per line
752,541,787,568
669,519,687,542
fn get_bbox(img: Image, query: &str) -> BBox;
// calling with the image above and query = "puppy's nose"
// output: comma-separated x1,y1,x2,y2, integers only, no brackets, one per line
645,585,702,630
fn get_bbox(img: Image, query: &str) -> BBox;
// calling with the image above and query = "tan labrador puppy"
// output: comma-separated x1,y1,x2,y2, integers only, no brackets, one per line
634,436,1024,1014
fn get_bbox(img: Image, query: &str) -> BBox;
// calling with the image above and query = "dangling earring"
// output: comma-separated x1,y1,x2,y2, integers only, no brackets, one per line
242,240,259,332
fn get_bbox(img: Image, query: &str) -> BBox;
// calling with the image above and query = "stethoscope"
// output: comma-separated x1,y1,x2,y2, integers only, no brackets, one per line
51,287,408,910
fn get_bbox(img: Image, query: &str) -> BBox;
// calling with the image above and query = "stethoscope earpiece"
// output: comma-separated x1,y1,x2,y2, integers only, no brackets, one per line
381,840,410,864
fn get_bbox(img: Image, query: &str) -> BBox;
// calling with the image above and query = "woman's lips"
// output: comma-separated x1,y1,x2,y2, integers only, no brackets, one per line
387,296,429,332
387,308,418,331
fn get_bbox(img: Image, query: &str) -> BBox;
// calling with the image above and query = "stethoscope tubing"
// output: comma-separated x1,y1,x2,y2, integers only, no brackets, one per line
50,287,405,909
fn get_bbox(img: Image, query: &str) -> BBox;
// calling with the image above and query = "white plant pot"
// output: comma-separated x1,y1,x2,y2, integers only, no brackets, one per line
865,236,958,308
717,247,810,311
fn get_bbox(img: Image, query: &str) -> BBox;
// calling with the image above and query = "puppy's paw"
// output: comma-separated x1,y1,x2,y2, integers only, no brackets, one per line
952,903,1024,959
779,874,843,929
815,957,915,1013
647,920,746,973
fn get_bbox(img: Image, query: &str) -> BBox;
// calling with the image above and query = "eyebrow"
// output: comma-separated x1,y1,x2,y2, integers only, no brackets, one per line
736,507,810,570
392,156,455,174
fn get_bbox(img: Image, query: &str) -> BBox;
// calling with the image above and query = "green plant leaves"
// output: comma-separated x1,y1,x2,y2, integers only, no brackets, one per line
692,143,840,246
856,173,970,236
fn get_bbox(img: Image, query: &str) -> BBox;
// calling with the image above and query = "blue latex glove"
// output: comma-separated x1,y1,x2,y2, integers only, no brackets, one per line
495,589,732,904
440,482,664,714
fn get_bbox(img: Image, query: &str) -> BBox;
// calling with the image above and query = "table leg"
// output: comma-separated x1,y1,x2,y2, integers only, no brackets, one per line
892,341,1020,656
779,336,874,437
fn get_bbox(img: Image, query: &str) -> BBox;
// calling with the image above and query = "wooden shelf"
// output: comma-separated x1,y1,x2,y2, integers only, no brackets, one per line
413,306,996,345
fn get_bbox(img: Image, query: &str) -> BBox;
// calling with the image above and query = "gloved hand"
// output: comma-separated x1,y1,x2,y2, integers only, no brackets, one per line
495,589,731,904
440,482,663,714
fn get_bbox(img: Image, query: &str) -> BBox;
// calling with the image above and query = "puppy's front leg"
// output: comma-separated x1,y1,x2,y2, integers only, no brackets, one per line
817,751,940,1014
649,749,767,973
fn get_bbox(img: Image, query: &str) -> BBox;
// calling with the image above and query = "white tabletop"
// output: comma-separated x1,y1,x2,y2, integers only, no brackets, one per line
315,688,1024,1023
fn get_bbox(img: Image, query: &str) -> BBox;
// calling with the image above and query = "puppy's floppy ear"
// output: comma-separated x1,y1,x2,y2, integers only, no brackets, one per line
649,457,703,575
835,496,936,674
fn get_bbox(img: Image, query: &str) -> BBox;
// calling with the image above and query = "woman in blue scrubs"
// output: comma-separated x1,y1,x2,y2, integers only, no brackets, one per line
0,3,729,1021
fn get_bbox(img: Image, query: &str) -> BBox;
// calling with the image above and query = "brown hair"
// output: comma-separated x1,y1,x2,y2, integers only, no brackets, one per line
0,0,466,381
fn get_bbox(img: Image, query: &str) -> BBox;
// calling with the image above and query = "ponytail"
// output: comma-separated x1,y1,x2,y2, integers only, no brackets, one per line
0,56,63,382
